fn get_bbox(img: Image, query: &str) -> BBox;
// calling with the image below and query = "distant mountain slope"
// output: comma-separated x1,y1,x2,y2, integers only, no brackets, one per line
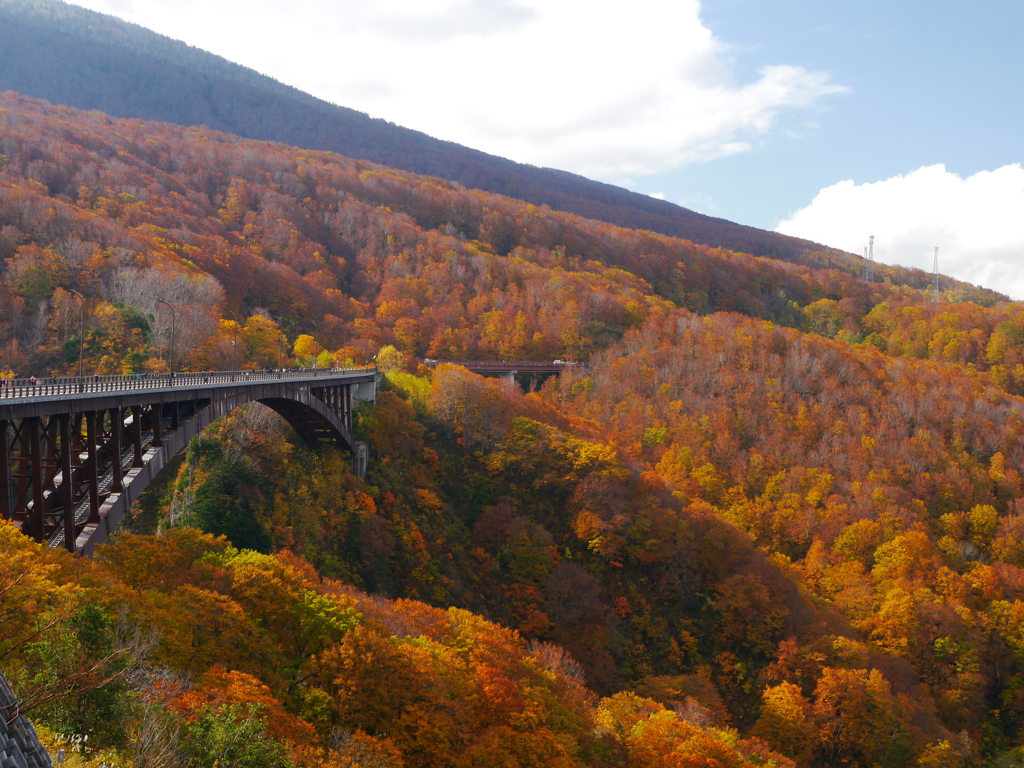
1,0,839,264
0,92,1007,379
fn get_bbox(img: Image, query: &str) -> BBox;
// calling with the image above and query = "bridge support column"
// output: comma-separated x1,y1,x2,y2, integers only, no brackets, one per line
345,386,353,431
71,413,83,457
27,418,45,541
0,421,9,521
352,379,378,405
131,406,144,469
58,415,75,553
352,441,368,479
45,418,59,494
151,404,163,448
85,411,100,521
14,422,29,526
109,408,123,493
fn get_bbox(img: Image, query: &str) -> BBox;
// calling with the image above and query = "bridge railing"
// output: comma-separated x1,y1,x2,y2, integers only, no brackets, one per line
422,359,573,370
0,367,376,401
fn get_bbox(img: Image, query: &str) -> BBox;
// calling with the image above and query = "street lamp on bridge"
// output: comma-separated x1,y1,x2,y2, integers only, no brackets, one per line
269,313,287,372
68,289,85,392
227,310,241,375
157,300,176,376
310,320,320,369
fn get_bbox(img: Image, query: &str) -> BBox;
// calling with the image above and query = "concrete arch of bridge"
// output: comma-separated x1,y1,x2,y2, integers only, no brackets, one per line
258,395,348,446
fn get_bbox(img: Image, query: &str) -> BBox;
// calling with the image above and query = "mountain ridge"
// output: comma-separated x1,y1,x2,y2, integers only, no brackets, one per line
0,0,855,267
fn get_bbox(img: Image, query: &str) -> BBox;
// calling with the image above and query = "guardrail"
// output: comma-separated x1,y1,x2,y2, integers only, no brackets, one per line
0,367,376,400
422,360,575,371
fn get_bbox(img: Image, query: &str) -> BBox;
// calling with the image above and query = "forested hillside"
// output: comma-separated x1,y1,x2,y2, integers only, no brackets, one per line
0,0,872,264
2,94,1024,767
0,95,1004,378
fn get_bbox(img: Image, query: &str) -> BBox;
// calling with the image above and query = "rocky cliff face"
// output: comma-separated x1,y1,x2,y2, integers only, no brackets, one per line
0,674,52,768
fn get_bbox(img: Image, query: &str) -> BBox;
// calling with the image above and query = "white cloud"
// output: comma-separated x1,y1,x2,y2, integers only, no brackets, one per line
776,164,1024,299
68,0,843,179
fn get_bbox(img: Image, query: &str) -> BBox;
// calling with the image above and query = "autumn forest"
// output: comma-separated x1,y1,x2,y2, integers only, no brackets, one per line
4,92,1024,768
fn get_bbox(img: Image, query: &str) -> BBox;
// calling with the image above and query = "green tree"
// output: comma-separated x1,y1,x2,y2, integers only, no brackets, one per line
183,704,291,768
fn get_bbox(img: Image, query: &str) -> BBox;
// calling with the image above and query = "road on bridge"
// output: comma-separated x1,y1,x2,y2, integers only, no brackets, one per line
0,367,366,400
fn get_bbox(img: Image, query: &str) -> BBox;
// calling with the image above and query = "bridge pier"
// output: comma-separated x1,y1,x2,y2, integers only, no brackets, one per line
59,414,74,551
28,418,44,542
352,441,369,479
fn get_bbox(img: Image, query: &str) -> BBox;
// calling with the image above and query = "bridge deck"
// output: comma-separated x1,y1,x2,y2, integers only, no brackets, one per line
1,368,374,405
422,360,573,374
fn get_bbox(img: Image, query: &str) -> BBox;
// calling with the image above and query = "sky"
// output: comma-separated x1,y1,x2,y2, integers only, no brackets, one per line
69,0,1024,298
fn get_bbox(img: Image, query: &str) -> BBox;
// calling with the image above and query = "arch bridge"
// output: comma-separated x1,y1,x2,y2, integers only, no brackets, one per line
422,359,575,390
1,368,378,555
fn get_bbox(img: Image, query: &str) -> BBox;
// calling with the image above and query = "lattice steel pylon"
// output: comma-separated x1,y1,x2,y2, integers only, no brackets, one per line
863,235,875,282
933,246,940,301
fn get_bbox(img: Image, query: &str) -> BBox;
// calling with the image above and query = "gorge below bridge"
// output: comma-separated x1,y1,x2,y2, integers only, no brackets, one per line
0,368,378,555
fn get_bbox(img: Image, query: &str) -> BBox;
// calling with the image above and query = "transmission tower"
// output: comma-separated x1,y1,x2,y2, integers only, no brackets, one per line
932,247,939,301
860,237,876,282
862,235,875,282
868,236,875,282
